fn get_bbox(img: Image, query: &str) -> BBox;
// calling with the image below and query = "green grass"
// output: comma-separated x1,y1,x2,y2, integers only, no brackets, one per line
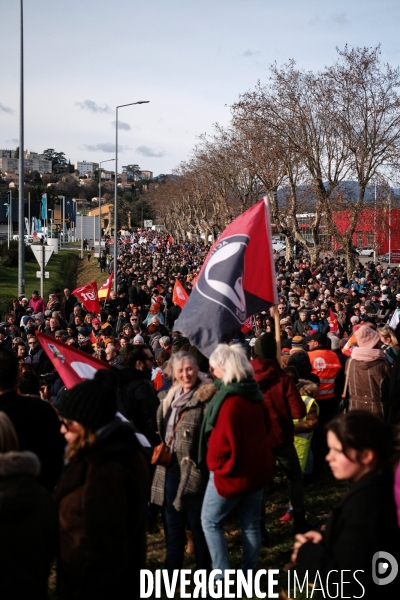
146,471,350,599
0,250,79,316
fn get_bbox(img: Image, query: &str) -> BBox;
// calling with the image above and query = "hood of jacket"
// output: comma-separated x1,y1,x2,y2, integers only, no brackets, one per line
0,451,40,478
297,379,319,398
252,357,282,382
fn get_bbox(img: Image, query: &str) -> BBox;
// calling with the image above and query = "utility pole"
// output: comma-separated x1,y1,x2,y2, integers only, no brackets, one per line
18,0,25,295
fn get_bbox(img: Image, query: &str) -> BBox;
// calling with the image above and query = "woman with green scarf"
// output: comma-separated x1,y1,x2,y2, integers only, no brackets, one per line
199,343,274,580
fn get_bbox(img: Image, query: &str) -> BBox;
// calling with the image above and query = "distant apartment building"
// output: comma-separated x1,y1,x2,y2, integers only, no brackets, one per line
139,170,153,180
0,149,52,174
74,161,99,177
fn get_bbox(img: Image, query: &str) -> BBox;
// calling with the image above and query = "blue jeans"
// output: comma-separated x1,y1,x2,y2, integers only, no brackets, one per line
164,470,210,575
201,472,263,576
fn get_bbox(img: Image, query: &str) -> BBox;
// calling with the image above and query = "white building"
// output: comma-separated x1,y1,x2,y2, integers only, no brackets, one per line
74,161,99,177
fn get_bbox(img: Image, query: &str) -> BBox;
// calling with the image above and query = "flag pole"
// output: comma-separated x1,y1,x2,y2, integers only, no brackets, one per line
272,305,282,366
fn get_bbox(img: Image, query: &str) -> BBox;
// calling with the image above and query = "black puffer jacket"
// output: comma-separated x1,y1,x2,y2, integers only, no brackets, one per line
0,451,58,599
117,368,159,445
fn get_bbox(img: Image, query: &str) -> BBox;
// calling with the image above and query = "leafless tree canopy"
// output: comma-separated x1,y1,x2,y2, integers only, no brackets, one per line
148,46,400,273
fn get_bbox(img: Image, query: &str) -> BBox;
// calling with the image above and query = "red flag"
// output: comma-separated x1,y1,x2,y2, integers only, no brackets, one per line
153,369,163,390
36,331,110,389
241,316,253,333
329,308,340,333
174,198,278,356
72,281,101,315
172,279,189,308
98,271,113,300
89,331,97,347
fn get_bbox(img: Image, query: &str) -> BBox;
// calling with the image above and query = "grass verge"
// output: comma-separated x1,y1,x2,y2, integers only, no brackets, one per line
0,250,79,316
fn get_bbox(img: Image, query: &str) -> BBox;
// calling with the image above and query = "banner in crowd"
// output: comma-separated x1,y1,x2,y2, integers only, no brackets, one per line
98,272,113,300
36,331,109,388
174,198,278,356
72,281,101,314
41,194,47,221
172,279,189,308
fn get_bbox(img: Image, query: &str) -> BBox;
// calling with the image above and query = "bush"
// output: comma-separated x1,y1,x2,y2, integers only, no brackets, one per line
0,241,34,267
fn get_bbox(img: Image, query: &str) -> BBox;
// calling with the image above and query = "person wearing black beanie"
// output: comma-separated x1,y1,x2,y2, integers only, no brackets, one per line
55,370,149,600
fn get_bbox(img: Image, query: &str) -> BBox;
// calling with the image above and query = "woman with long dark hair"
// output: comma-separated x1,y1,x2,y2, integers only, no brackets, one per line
292,411,400,599
55,371,149,599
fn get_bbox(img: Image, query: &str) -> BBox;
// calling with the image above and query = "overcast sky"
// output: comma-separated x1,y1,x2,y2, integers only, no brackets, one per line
1,0,399,176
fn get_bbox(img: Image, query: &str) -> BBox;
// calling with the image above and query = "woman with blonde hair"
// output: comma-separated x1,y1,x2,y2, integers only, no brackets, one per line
151,351,215,576
0,411,57,599
199,344,274,581
378,325,399,366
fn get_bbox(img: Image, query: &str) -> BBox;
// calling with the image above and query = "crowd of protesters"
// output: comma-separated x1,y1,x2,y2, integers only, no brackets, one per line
0,230,400,597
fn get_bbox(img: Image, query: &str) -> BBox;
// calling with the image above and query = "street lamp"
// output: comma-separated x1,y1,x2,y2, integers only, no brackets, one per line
4,202,10,249
114,100,149,291
48,209,54,239
98,158,115,262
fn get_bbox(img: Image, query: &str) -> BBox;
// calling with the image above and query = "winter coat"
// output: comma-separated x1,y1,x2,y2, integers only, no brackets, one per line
252,357,306,448
117,368,159,445
55,421,149,600
206,392,274,498
293,319,308,337
296,471,400,600
0,451,58,600
28,345,47,374
0,391,65,492
151,381,215,512
346,358,391,418
29,296,45,314
61,294,78,321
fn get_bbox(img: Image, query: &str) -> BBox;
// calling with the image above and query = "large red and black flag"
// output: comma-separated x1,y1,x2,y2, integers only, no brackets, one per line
173,198,277,356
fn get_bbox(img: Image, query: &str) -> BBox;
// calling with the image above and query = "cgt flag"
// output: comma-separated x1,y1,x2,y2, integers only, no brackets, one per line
36,331,110,388
172,279,189,309
98,271,113,301
174,198,278,356
329,308,340,333
72,281,101,315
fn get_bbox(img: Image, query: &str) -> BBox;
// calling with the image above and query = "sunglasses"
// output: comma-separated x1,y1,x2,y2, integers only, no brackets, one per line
28,341,37,345
58,416,74,430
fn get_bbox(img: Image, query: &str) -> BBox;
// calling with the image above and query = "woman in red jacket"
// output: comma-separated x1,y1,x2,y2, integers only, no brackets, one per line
199,343,274,581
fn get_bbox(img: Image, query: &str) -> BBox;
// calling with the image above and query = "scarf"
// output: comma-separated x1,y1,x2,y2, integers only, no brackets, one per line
165,383,199,452
351,347,385,362
198,377,263,466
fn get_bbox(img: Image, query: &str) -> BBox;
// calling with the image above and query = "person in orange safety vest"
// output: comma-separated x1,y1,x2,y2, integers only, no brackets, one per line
307,332,343,476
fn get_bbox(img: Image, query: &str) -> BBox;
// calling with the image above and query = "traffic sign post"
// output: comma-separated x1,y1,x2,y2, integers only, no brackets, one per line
31,246,54,298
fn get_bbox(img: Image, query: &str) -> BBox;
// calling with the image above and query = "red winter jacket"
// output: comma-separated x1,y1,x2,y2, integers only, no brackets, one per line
206,394,274,498
252,357,306,448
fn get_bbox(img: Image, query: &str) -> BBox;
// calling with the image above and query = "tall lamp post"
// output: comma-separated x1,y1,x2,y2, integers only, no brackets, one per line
48,209,53,239
98,158,115,260
114,100,149,292
18,0,25,295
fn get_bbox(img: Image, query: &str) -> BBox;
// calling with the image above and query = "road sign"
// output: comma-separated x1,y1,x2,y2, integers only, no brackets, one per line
36,271,49,278
143,220,153,227
31,246,54,267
